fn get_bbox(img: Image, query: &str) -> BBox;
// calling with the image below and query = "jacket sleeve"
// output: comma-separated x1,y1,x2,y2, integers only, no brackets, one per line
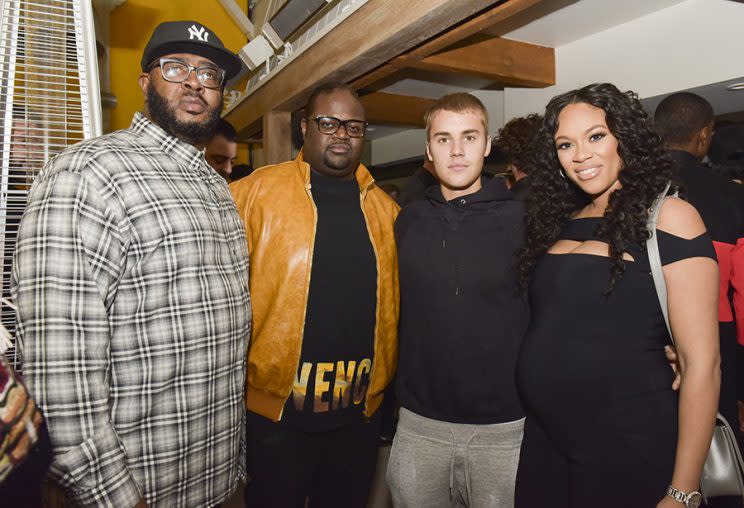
12,170,140,507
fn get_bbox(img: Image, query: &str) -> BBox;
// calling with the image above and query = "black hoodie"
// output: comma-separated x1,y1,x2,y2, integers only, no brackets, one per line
394,177,529,424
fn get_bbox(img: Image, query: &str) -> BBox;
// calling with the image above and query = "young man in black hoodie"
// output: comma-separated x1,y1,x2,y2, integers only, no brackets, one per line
387,93,529,507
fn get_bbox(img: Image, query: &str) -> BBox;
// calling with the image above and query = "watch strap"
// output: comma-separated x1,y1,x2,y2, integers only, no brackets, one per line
666,485,701,507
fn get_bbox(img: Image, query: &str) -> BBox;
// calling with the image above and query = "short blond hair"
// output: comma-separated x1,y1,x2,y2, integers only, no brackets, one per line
424,93,489,139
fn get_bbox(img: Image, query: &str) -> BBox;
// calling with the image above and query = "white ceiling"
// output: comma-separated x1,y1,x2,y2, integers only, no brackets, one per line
642,76,744,118
504,0,744,121
497,0,685,47
369,0,744,142
379,0,689,104
383,77,492,100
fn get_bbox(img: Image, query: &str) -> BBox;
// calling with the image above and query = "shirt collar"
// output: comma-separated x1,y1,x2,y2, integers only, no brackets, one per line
130,112,210,174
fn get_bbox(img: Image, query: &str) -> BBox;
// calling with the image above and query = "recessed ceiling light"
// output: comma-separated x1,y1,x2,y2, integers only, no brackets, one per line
726,82,744,91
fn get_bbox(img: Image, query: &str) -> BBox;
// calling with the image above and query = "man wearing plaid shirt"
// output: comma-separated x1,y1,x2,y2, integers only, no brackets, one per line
11,21,249,507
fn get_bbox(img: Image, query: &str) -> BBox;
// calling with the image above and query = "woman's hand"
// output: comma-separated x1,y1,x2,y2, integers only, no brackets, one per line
665,345,681,390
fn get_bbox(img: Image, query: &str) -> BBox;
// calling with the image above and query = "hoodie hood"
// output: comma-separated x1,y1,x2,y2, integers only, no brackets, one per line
425,174,514,209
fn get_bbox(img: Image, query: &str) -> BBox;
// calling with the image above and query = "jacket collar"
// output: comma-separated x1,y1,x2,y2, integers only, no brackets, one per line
668,149,701,167
667,149,715,181
295,149,376,194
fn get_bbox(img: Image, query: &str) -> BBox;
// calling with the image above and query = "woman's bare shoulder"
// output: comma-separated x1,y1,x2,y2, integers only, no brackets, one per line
656,197,706,239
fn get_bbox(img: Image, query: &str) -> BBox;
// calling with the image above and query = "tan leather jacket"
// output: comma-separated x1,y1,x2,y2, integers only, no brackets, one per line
230,153,400,422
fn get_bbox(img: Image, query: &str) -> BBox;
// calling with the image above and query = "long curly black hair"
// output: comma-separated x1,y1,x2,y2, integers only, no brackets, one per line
517,83,674,293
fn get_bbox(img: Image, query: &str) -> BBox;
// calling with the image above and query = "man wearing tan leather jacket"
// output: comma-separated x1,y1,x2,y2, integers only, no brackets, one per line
230,82,399,508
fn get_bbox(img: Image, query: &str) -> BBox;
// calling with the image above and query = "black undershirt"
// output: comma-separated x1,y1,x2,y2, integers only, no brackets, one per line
284,170,377,432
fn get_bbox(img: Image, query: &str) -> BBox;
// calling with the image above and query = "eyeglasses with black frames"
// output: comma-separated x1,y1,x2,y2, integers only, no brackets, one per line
311,116,368,138
150,58,226,89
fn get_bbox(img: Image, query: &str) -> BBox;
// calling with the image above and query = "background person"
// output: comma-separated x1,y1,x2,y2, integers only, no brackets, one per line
397,158,438,206
493,113,542,200
205,117,238,179
379,183,400,201
709,123,744,172
229,163,254,181
709,124,744,188
0,350,52,507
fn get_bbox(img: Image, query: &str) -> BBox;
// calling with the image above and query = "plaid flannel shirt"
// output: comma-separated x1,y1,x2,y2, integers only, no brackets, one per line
11,113,251,507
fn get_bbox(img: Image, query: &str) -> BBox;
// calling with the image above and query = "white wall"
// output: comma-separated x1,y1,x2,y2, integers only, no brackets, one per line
369,128,425,166
473,89,506,132
504,0,744,119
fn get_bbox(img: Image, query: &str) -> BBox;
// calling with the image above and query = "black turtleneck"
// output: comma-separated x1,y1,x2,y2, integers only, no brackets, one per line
394,176,529,424
284,170,377,431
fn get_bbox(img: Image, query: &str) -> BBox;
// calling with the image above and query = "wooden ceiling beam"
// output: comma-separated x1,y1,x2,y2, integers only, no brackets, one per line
403,36,555,87
359,92,435,127
224,0,503,139
350,0,544,92
263,111,292,165
404,0,543,59
353,64,406,92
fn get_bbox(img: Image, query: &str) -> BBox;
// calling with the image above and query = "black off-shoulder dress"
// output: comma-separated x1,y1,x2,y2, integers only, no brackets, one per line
515,217,716,508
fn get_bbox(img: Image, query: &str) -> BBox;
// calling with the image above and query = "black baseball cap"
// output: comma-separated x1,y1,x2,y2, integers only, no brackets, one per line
141,21,242,82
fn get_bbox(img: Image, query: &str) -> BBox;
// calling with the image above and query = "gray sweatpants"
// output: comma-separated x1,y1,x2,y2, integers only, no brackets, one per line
386,408,524,508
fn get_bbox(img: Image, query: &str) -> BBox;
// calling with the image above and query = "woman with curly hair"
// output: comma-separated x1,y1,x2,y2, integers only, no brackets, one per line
514,83,720,508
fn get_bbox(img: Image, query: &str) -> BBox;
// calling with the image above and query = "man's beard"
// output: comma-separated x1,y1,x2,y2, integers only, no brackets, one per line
146,86,222,146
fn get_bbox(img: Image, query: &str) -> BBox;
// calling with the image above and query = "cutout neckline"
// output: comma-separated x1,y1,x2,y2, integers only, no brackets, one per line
546,239,636,262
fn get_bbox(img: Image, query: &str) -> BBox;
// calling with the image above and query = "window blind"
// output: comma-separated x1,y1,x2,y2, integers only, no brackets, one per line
0,0,101,366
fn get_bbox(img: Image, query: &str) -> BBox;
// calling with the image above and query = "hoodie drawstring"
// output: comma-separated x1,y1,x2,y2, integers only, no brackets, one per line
448,428,456,499
464,429,478,506
449,427,479,505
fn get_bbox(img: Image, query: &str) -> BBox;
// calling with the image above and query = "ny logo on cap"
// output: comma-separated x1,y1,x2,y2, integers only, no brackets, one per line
187,24,209,42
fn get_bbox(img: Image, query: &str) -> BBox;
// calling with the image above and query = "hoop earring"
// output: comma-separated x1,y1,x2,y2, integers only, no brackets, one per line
559,169,566,179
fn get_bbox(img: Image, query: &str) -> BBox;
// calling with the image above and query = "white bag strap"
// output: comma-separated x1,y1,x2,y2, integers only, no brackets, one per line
646,181,673,342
